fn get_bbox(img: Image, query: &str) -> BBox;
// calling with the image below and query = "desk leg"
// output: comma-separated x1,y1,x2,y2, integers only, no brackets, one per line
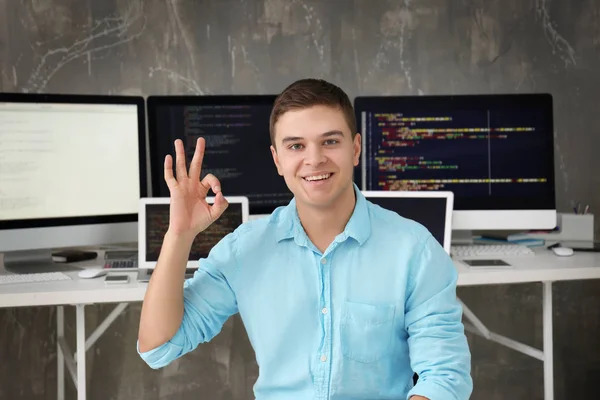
55,302,128,398
76,304,86,400
57,306,65,400
543,281,554,400
461,287,555,398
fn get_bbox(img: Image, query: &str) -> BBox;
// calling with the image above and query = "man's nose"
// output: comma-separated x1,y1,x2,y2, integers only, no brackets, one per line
304,144,326,166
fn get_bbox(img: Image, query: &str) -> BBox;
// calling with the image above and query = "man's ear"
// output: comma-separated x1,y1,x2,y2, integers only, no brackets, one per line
270,145,283,176
353,133,361,167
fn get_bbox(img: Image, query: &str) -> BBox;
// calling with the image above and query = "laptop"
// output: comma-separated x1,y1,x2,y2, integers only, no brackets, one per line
136,196,249,281
362,191,454,254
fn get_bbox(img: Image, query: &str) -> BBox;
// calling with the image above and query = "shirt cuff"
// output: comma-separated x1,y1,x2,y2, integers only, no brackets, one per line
407,380,460,400
136,326,187,369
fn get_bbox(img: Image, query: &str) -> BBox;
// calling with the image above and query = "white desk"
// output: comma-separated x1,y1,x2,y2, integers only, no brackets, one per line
454,249,600,400
0,252,146,400
1,250,599,400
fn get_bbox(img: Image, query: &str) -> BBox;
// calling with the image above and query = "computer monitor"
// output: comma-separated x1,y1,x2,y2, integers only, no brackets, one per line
147,95,292,217
0,93,147,273
355,94,556,231
137,196,249,269
363,191,453,254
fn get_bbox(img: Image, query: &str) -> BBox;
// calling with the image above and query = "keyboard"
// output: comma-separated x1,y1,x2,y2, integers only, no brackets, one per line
451,244,535,258
0,272,72,285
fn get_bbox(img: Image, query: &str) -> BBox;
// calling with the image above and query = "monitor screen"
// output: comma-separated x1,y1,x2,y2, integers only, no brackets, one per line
147,96,293,215
355,94,556,212
364,194,451,252
0,95,146,229
144,202,244,262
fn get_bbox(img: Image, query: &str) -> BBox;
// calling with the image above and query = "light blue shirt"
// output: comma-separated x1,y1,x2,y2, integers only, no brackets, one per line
138,185,473,399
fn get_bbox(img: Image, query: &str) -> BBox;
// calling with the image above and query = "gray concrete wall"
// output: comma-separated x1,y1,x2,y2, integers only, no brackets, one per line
1,0,599,399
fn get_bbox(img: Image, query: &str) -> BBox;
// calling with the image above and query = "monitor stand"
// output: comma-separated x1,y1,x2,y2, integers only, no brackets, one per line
2,249,81,274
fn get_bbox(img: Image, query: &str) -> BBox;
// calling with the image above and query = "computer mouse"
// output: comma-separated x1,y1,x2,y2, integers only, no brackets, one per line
77,268,108,279
551,246,574,257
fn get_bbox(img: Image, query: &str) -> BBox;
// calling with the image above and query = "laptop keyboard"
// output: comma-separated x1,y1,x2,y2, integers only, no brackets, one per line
144,268,198,276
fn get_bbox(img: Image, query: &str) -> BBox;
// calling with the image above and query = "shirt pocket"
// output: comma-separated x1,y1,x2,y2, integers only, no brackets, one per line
340,300,396,364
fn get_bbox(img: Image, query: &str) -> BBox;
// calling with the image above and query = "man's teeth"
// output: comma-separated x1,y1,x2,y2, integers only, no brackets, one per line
304,174,331,181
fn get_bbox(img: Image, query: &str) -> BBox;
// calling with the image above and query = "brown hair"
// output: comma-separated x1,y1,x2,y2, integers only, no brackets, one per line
269,78,356,148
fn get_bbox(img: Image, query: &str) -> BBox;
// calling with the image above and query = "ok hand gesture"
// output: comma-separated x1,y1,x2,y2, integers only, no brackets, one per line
164,138,229,239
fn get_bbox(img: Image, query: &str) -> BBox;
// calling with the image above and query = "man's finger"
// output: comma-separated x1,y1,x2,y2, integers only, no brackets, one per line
164,154,178,190
199,173,221,197
209,191,229,221
189,137,205,182
174,139,188,180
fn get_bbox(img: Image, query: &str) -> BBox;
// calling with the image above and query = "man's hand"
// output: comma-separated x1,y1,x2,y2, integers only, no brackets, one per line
165,137,229,238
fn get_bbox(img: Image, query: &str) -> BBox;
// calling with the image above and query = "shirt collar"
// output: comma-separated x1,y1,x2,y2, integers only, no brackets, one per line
275,183,371,246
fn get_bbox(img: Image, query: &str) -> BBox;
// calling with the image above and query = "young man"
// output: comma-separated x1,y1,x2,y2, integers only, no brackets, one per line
137,79,473,399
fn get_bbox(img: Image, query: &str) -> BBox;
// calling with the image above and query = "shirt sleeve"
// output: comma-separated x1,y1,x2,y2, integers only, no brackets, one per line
137,229,240,369
404,235,473,400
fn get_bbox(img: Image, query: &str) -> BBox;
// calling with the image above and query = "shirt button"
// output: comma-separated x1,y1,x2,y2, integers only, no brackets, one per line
320,355,327,362
321,258,326,264
321,307,328,314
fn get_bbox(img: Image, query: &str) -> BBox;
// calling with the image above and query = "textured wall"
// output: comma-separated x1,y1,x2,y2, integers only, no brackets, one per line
0,0,599,399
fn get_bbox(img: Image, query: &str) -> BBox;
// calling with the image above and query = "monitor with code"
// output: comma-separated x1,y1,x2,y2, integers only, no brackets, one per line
147,96,293,216
354,94,556,213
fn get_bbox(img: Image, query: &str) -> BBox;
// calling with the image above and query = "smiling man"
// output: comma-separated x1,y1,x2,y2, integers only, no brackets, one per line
137,78,473,399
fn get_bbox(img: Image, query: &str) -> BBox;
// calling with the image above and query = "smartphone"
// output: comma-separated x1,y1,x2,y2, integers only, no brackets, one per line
461,259,513,268
104,274,130,284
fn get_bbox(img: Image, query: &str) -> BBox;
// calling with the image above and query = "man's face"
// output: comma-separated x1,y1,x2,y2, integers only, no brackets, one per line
270,105,361,210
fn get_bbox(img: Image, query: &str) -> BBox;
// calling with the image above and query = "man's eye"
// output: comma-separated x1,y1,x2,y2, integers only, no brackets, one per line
289,144,303,150
324,139,338,145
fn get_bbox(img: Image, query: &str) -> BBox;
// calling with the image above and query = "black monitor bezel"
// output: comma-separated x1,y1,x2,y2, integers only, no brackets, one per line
0,92,148,230
354,93,556,211
147,95,284,215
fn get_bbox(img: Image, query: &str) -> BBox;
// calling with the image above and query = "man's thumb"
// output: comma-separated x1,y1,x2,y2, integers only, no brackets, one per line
211,191,229,219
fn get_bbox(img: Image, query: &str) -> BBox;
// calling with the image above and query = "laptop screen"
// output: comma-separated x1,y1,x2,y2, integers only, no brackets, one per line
365,195,450,251
144,202,244,262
